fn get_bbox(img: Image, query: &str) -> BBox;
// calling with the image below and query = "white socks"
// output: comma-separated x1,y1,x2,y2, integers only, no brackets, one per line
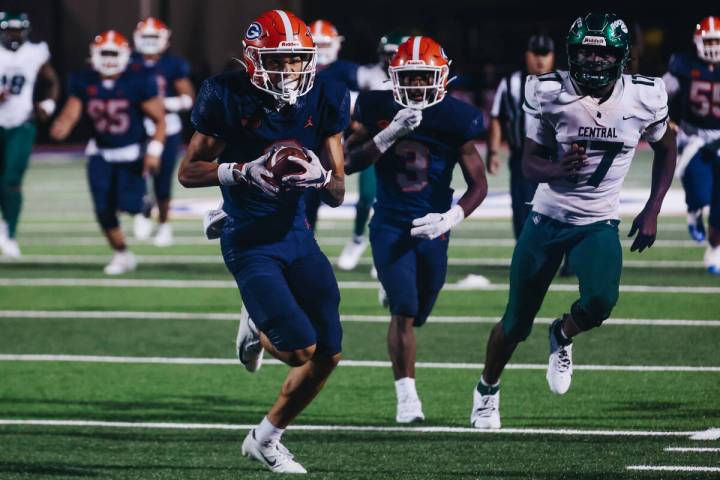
395,377,419,402
255,416,284,445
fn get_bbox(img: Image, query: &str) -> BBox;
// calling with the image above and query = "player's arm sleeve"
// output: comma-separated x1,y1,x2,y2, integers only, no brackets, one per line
67,73,85,101
190,78,229,140
38,41,50,64
323,85,351,137
141,72,160,101
640,79,670,143
522,75,555,147
177,58,191,79
663,54,683,99
462,109,486,142
490,79,507,119
346,62,360,91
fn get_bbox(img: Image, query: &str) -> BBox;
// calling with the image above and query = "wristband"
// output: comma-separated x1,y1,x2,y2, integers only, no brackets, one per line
146,139,164,157
372,130,394,154
39,98,56,116
217,162,239,186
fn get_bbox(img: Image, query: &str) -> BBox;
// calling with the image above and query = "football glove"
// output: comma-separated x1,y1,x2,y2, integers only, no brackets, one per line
410,205,465,240
282,148,331,189
373,107,423,153
234,153,279,197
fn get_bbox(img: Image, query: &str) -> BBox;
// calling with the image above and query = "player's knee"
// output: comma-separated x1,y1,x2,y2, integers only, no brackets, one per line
501,316,533,343
286,344,317,367
95,209,119,230
571,295,616,331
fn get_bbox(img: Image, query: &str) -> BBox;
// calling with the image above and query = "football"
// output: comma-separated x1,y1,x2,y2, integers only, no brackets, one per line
265,145,310,187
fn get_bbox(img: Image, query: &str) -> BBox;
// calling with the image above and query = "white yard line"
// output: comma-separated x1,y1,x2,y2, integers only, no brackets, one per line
664,447,720,452
690,429,720,440
1,354,719,372
627,466,720,473
1,310,718,327
0,418,703,438
1,278,719,293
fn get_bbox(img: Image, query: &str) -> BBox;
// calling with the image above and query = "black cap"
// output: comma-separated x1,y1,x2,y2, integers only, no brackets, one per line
528,34,554,54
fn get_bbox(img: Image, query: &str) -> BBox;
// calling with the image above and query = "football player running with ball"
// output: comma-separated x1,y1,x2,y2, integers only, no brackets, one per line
347,36,488,423
470,13,676,429
178,10,347,474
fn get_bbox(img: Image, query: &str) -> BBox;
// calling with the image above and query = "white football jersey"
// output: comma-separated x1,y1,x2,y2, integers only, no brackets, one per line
0,41,50,128
357,63,391,91
523,70,668,225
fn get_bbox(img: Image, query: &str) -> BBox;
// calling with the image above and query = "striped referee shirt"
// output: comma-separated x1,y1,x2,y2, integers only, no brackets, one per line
491,70,528,156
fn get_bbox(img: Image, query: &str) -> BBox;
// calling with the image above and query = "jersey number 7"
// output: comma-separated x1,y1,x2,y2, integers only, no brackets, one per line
573,140,624,187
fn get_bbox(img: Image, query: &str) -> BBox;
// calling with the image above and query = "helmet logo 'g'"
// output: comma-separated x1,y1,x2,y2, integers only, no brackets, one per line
571,17,583,31
246,22,262,40
610,19,628,35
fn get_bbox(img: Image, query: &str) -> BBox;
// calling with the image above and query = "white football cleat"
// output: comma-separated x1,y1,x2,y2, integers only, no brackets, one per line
103,251,137,275
395,396,425,424
203,207,227,240
153,223,174,247
133,214,153,240
337,237,367,270
236,305,264,372
704,245,720,275
470,387,501,429
241,429,307,474
546,319,573,395
370,265,378,279
1,238,21,258
0,220,8,243
378,285,389,309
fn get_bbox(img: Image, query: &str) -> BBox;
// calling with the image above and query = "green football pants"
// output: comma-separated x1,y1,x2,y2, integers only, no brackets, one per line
353,166,376,237
0,122,36,238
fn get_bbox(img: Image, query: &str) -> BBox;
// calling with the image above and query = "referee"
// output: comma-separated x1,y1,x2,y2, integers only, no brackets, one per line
487,34,555,239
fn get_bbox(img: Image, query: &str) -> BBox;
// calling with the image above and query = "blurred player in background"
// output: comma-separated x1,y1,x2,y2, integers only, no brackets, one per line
347,36,487,423
50,30,165,275
471,13,676,429
662,16,720,274
178,10,348,474
0,12,59,258
131,17,194,247
487,33,555,239
303,19,359,231
337,32,409,272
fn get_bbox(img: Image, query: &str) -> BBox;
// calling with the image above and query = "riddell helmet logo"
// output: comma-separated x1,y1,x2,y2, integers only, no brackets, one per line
246,22,262,40
582,36,607,46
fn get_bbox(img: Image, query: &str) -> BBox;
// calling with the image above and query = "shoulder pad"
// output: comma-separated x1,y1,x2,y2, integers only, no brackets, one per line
627,74,668,115
668,53,690,76
525,72,565,114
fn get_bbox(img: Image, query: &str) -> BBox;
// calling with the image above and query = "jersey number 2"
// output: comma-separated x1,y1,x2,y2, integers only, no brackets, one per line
574,140,623,187
395,140,429,192
87,99,130,135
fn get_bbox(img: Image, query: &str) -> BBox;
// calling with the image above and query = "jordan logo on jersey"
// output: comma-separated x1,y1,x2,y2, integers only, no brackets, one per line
577,126,617,138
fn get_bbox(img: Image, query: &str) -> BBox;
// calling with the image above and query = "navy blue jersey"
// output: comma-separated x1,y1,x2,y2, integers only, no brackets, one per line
68,68,158,148
668,52,720,130
354,90,484,227
129,51,190,97
316,60,360,92
191,71,350,239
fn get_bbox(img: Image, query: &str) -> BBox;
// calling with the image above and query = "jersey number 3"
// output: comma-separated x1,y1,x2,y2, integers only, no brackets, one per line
395,140,429,192
574,140,623,188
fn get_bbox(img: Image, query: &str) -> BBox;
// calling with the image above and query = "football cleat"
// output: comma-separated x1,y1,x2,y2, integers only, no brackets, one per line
470,387,501,429
337,237,367,270
0,238,21,258
133,214,153,240
153,223,174,247
704,246,720,276
236,305,264,372
396,396,425,424
546,318,573,395
378,285,389,309
687,210,706,243
241,429,307,474
103,250,137,275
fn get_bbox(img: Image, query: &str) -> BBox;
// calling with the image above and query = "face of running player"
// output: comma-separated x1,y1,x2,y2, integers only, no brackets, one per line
399,71,433,103
526,51,555,75
1,28,25,50
575,46,619,73
263,53,310,92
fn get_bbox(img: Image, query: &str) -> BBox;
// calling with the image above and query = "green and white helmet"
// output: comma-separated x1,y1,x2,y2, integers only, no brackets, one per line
566,13,630,90
0,12,30,51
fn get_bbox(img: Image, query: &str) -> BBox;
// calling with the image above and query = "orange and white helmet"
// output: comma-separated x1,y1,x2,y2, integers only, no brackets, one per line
389,36,450,109
695,16,720,63
310,19,343,66
90,30,130,77
242,10,317,106
134,17,170,55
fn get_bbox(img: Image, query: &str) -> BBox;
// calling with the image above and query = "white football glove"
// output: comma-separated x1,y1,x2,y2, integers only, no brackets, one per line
373,107,423,153
282,148,331,189
234,153,279,197
410,205,465,240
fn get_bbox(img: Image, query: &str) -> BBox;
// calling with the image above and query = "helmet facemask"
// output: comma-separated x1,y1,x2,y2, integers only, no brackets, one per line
313,36,341,66
390,64,449,109
134,29,169,55
244,46,317,106
0,17,29,51
91,45,130,77
696,36,720,63
568,44,625,91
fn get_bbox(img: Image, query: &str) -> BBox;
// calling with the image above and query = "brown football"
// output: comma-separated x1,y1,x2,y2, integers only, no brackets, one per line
265,145,309,187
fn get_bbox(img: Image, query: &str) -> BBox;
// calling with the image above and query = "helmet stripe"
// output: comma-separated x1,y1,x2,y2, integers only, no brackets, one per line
712,16,716,31
274,10,293,42
314,20,323,36
412,36,422,61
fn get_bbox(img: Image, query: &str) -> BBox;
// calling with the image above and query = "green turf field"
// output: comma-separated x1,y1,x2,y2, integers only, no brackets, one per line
1,153,718,479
